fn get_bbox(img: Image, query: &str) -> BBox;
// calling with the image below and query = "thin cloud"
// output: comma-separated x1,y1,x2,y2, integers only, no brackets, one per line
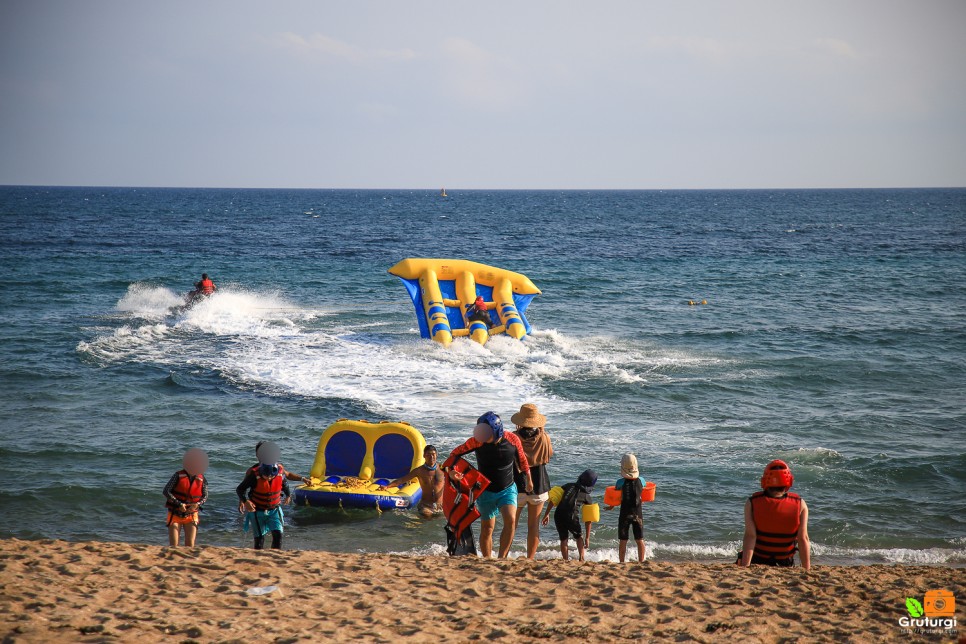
644,35,736,66
813,37,860,60
273,32,417,65
438,36,523,111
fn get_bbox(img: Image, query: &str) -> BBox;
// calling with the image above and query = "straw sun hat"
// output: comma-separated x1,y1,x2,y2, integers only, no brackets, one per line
510,403,546,428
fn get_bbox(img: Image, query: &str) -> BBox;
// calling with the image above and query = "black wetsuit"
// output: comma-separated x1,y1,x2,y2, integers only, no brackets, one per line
617,478,644,541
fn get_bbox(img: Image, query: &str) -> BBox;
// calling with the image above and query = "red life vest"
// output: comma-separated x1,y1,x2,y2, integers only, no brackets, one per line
166,470,205,516
749,491,802,561
199,278,215,295
441,456,490,541
248,464,286,510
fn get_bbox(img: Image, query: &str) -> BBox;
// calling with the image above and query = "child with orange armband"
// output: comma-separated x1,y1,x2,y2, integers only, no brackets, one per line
604,453,646,562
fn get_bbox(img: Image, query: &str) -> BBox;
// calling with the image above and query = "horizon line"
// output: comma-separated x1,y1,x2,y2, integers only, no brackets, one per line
3,183,964,192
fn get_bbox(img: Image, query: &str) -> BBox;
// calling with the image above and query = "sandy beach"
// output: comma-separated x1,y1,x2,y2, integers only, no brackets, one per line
0,539,962,643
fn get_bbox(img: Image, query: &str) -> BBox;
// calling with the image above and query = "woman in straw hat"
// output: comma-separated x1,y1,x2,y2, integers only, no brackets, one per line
511,403,554,559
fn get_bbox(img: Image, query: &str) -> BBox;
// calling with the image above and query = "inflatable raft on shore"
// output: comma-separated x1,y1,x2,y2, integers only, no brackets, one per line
389,258,541,346
294,419,426,510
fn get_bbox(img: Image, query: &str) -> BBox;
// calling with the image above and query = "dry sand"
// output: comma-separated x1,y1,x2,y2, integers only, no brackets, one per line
0,538,963,643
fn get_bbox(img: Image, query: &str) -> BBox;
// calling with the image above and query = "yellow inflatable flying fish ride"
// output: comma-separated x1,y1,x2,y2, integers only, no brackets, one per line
388,258,541,346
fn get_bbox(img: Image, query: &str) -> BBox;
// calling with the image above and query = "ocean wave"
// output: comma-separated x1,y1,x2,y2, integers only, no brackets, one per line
76,323,171,362
811,543,966,565
386,539,966,565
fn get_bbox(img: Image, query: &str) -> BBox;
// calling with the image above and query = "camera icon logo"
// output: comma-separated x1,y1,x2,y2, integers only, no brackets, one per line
924,590,955,618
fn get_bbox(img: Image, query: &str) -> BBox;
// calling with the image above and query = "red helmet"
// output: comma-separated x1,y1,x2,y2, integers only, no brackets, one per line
475,296,485,306
760,459,794,490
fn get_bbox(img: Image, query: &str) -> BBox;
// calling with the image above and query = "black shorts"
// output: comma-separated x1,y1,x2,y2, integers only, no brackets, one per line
735,551,795,567
618,513,643,541
555,517,581,543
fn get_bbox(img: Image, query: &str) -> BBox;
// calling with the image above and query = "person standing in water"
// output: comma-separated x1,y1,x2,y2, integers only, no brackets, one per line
511,403,553,559
604,453,646,563
162,448,209,547
542,469,597,561
237,442,291,550
445,412,532,558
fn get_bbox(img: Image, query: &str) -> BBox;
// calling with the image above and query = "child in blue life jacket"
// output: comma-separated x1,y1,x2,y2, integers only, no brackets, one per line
541,469,597,561
604,453,646,563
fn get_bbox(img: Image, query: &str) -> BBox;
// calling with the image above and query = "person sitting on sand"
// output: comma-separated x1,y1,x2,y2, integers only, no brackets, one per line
511,403,553,559
237,460,291,550
382,444,445,517
163,448,209,547
465,295,492,328
738,459,811,570
542,469,597,561
604,453,646,563
445,412,533,558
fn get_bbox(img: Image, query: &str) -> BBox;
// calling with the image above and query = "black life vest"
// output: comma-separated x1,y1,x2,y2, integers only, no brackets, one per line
620,477,643,516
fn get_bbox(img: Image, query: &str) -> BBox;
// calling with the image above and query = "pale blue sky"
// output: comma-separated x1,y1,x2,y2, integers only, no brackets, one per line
2,1,964,189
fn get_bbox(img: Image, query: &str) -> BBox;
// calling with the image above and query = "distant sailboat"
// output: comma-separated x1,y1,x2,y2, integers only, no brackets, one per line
440,187,448,197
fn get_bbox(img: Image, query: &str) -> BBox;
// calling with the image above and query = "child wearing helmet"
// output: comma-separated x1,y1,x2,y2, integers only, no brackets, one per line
444,412,533,558
738,460,811,569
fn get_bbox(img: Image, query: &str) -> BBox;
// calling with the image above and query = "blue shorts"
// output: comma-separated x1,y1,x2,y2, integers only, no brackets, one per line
476,484,518,520
243,507,284,537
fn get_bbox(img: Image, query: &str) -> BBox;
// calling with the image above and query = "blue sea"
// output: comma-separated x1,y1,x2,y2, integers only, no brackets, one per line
1,186,964,565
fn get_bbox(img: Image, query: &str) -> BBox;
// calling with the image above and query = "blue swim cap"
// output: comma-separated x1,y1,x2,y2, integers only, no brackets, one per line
477,411,504,440
577,469,598,490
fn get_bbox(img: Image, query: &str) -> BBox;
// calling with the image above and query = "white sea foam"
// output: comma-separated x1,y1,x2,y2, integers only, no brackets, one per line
115,283,184,318
811,543,966,565
387,539,966,565
82,285,762,429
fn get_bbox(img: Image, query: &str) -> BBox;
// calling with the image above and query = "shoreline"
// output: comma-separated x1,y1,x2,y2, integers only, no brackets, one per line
1,539,962,643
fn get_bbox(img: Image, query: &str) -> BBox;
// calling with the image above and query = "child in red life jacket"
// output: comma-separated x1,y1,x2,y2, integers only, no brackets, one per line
738,460,811,570
163,448,209,547
604,453,646,563
252,440,310,484
237,461,291,550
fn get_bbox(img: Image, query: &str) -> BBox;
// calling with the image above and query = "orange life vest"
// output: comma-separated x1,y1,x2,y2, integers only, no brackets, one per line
166,470,205,516
199,278,215,295
749,491,801,561
441,455,490,542
248,465,286,510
